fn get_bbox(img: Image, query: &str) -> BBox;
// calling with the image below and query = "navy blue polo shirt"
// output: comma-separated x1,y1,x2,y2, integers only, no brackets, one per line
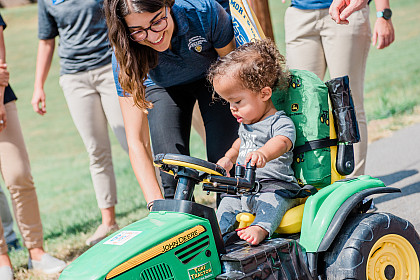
114,0,234,96
0,14,17,104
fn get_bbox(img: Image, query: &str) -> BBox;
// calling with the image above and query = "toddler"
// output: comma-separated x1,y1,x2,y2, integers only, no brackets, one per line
208,39,300,245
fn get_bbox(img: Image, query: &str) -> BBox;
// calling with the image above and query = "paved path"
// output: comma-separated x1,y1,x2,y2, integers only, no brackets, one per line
365,122,420,231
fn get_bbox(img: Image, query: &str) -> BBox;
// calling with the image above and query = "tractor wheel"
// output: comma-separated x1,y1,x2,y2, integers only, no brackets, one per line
323,213,420,280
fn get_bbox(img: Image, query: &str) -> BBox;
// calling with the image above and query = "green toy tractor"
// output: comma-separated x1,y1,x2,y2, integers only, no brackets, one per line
59,74,420,279
59,153,420,280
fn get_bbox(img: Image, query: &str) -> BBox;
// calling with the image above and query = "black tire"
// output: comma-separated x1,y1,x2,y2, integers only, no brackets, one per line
323,213,420,280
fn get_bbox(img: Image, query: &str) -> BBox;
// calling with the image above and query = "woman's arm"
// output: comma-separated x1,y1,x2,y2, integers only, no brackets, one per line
32,39,55,115
215,38,235,57
119,96,164,203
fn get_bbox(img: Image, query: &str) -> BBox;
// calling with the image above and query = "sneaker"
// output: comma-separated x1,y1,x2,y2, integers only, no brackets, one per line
86,223,119,246
7,239,23,252
28,253,67,274
0,266,14,280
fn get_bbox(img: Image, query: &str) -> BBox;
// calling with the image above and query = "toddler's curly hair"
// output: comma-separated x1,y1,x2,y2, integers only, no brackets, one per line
208,39,289,94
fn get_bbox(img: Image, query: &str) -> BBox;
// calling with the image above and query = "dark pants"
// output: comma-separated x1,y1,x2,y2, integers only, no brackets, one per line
146,78,239,199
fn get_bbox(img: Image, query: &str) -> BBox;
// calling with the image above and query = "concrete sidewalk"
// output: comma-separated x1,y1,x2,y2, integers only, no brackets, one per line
365,122,420,231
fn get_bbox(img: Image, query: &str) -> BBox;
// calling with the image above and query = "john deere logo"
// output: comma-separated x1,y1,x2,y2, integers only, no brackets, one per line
291,103,299,112
195,45,202,52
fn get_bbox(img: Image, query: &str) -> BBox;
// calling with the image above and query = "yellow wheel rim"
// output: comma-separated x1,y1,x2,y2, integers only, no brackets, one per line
367,234,419,280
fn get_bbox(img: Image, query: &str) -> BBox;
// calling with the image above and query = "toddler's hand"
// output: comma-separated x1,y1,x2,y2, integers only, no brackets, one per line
246,151,267,168
216,156,234,175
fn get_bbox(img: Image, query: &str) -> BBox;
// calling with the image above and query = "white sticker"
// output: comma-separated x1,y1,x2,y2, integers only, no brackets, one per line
104,231,142,245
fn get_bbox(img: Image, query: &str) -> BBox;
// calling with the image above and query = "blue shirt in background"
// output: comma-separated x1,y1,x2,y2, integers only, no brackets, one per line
290,0,332,10
113,0,234,96
38,0,111,75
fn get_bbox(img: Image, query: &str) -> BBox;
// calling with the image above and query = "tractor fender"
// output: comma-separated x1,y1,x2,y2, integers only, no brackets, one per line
317,186,400,252
299,175,398,253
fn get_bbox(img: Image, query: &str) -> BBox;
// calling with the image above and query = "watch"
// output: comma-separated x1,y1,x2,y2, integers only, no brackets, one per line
376,8,392,20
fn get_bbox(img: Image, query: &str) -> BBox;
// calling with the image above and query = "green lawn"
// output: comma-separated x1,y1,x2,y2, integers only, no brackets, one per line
1,1,419,278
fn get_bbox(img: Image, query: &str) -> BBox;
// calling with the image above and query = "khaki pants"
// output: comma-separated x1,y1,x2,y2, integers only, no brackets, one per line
59,63,128,209
285,6,372,176
0,101,43,254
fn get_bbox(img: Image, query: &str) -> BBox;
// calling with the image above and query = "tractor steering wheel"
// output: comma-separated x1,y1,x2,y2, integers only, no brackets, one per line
153,153,227,178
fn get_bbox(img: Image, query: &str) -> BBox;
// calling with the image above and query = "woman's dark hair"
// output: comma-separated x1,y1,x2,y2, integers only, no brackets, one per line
104,0,175,110
208,39,289,95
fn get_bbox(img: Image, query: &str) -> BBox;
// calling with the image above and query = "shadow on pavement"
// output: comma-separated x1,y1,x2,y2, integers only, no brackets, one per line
374,180,420,204
375,169,418,186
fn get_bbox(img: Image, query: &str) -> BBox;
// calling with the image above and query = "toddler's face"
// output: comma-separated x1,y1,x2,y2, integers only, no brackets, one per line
213,77,268,125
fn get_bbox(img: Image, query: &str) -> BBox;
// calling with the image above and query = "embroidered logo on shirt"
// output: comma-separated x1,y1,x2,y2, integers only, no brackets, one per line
188,36,207,53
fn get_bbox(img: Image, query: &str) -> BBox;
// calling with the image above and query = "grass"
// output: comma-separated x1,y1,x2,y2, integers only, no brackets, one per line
0,1,419,278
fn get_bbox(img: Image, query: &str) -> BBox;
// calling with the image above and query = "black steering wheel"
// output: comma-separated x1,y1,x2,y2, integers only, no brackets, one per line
154,153,227,178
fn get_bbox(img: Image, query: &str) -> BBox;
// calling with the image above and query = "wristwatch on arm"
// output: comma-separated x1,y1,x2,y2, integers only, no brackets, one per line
376,8,392,20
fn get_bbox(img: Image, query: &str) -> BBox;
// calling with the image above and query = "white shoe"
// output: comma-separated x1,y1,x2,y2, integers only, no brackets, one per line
0,265,14,280
28,253,67,274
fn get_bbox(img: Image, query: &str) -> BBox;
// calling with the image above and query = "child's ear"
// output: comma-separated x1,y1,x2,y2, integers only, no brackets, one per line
260,86,272,101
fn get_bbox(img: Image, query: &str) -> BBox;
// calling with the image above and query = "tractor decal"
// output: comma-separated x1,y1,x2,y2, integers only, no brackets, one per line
320,109,329,126
295,153,304,164
188,261,214,280
106,225,206,279
291,103,299,112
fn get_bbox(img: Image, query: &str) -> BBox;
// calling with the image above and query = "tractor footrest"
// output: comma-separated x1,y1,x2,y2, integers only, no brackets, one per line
216,238,311,280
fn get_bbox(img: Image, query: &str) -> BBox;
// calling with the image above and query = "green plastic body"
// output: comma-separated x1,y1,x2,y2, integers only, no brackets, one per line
299,175,386,252
59,212,221,280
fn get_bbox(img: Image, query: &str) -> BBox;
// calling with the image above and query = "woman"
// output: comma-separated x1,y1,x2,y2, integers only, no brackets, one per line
32,0,128,246
104,0,238,205
0,13,66,279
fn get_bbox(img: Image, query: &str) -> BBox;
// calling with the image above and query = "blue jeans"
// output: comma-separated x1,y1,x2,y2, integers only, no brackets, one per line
146,78,239,199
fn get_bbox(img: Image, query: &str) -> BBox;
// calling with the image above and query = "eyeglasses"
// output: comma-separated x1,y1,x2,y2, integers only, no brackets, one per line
129,8,169,42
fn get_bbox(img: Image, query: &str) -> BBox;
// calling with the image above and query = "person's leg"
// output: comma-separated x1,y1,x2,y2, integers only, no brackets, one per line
0,102,43,251
0,102,66,273
321,6,371,176
237,192,299,245
216,196,242,235
91,64,128,153
195,79,239,206
59,72,118,245
284,7,327,79
146,85,196,199
0,187,19,248
0,220,12,268
195,79,239,165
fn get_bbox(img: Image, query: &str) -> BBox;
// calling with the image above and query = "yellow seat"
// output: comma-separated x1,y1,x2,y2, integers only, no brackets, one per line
236,202,305,235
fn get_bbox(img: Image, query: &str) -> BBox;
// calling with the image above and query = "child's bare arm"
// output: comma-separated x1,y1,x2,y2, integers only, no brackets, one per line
246,135,292,168
217,138,241,173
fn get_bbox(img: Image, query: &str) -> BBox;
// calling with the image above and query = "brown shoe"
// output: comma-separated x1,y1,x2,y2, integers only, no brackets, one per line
86,224,119,246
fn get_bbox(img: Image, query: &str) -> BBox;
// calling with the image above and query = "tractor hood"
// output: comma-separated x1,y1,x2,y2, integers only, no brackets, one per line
60,211,207,280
